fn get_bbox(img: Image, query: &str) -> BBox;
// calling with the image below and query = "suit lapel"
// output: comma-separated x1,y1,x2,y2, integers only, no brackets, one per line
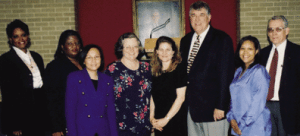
181,33,194,63
189,27,214,72
96,72,104,92
261,45,272,66
196,27,214,59
8,49,32,74
82,69,97,92
280,41,292,89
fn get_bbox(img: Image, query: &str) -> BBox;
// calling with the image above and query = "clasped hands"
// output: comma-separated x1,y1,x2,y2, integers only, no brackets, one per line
13,130,22,136
151,117,169,132
150,109,227,132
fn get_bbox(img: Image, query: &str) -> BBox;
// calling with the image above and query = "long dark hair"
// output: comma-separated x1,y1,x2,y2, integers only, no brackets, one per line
235,35,261,70
54,30,83,59
79,44,105,71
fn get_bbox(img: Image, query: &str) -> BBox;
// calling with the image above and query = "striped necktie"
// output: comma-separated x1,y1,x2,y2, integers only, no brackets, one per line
187,35,200,73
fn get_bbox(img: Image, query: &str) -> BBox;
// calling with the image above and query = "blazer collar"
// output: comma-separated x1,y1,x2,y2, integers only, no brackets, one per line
8,49,32,73
81,68,103,92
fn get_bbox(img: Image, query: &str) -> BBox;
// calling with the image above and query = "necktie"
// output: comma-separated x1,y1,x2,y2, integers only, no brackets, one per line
187,35,200,73
267,49,278,100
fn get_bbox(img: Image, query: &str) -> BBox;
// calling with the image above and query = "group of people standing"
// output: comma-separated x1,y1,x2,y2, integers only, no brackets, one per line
0,1,300,136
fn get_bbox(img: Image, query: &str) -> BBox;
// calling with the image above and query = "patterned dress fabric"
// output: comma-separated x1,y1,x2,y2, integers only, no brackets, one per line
105,61,152,134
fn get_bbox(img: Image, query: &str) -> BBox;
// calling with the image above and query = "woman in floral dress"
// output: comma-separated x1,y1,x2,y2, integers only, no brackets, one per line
105,32,152,136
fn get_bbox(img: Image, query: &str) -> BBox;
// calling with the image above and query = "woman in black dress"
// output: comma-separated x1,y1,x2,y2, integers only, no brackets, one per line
150,36,187,136
44,30,83,136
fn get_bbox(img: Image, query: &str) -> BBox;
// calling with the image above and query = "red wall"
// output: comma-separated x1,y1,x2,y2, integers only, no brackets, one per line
77,0,237,68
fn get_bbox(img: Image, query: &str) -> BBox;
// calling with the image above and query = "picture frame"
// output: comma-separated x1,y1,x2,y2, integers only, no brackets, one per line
132,0,185,50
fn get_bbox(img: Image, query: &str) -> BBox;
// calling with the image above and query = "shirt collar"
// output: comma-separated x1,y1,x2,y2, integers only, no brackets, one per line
194,25,210,38
272,39,287,54
12,46,30,63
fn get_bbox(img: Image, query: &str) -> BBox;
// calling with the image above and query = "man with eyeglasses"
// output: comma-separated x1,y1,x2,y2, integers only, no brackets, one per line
261,15,300,136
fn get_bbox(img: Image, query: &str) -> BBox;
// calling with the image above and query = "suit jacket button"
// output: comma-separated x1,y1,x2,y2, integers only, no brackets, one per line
105,105,107,107
107,94,109,96
107,83,110,85
100,116,103,118
85,104,87,107
82,92,85,95
29,74,32,76
88,115,90,118
79,80,81,83
187,81,189,84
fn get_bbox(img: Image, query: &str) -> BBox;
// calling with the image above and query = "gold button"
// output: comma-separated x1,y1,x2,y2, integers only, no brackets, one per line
187,81,189,84
79,80,81,83
88,115,90,118
85,104,87,107
82,92,85,95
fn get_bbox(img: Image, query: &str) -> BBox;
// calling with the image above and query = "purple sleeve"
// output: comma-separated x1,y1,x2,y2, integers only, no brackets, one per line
65,73,78,136
107,78,118,136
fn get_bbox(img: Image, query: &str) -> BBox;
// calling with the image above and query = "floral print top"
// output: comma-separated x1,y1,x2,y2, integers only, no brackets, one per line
104,61,152,133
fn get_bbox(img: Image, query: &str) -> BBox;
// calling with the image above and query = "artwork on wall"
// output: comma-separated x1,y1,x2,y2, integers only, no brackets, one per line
132,0,185,50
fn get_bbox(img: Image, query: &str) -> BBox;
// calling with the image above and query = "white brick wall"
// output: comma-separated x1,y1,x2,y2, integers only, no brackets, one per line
0,0,76,65
240,0,300,48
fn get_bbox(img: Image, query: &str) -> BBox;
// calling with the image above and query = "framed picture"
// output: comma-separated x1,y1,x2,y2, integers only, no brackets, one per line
132,0,185,49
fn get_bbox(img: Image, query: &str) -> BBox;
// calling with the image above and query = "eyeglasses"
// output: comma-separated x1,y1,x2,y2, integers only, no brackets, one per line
267,27,285,33
86,56,101,61
124,46,139,50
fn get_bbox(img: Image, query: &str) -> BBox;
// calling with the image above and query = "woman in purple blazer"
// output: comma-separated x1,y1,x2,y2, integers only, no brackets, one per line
65,44,118,136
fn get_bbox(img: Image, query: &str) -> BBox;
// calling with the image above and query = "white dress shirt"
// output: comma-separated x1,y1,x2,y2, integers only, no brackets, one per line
266,40,287,101
13,46,43,89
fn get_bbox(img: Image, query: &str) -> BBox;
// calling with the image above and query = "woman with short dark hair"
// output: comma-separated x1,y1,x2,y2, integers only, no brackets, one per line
227,35,272,136
65,44,117,136
104,32,152,136
44,30,83,136
0,19,46,136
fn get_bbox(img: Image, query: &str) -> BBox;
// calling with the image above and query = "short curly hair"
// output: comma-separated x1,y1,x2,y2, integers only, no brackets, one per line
114,32,144,60
6,19,31,48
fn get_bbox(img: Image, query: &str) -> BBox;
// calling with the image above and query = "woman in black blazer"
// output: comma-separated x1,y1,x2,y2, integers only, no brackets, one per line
0,19,46,136
44,30,83,136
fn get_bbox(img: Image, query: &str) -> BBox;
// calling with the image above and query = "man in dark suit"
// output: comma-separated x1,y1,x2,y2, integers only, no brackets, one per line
260,15,300,136
179,1,235,135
